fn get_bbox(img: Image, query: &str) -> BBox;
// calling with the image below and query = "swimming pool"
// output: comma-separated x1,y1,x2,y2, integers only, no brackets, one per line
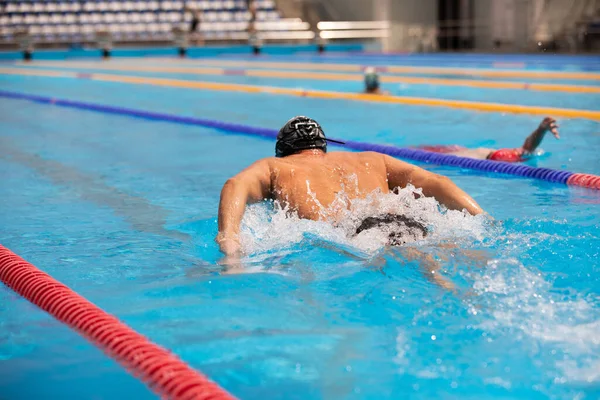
0,52,599,400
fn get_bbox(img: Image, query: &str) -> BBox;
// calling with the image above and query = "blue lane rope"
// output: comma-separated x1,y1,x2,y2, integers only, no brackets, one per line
0,89,575,185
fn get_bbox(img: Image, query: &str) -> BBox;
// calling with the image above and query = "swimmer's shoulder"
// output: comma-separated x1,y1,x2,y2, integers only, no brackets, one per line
328,151,387,167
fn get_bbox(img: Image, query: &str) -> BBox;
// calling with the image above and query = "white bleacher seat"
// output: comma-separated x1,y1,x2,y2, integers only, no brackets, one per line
109,2,122,12
65,14,77,24
38,14,50,24
82,25,94,34
224,0,235,10
97,2,109,12
51,14,63,24
91,13,102,24
59,2,70,12
84,2,96,12
162,1,174,10
169,12,180,22
147,23,160,33
68,25,79,35
172,1,184,10
129,13,141,23
183,12,192,22
32,3,44,13
24,15,36,25
143,12,155,23
198,1,209,10
104,13,115,23
29,26,42,35
46,2,58,12
6,3,18,13
148,1,160,11
160,23,171,32
56,25,69,35
11,15,24,25
205,12,217,21
42,25,55,35
79,14,90,24
218,12,231,21
124,1,134,11
116,13,127,23
70,3,82,12
0,16,9,26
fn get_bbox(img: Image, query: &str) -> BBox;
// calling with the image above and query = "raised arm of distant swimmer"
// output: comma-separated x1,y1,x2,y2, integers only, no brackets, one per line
522,117,559,153
383,154,484,215
217,159,272,255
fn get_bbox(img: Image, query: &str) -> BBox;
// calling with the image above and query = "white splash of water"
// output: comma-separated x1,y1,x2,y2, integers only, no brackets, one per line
471,259,600,385
238,184,488,257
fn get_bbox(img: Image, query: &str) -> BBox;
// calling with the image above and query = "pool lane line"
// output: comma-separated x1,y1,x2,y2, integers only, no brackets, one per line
0,138,190,242
20,61,600,94
2,67,600,121
117,58,600,81
0,245,234,400
2,89,599,190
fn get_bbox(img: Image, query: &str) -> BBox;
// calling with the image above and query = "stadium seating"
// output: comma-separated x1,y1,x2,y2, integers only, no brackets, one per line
0,0,291,45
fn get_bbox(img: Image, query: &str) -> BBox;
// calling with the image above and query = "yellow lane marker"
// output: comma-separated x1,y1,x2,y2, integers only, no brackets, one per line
18,61,600,94
134,58,600,81
2,67,599,121
0,67,77,78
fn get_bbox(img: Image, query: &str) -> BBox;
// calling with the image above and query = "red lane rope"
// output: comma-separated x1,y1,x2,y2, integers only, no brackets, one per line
567,173,600,189
0,245,235,400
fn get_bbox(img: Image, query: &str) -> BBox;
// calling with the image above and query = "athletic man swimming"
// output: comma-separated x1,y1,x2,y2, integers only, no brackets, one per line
364,68,560,162
216,116,483,256
417,117,560,162
364,67,389,95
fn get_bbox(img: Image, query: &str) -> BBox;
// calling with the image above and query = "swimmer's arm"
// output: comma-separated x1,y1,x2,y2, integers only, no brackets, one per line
383,155,484,215
401,248,456,292
217,159,272,255
522,117,559,153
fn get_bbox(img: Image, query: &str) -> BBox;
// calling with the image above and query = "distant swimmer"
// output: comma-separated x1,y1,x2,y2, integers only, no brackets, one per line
416,117,560,162
363,67,389,95
216,116,483,256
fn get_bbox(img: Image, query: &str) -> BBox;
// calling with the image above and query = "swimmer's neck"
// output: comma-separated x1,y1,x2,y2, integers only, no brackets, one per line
290,149,326,158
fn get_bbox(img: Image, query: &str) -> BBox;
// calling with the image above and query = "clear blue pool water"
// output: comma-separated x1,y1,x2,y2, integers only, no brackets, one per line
0,53,599,400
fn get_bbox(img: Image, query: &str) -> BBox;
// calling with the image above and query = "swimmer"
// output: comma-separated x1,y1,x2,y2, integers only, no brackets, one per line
416,117,560,162
216,116,483,256
363,67,389,95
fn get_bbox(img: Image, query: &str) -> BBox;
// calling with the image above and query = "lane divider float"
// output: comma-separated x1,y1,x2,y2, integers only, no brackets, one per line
1,67,600,121
0,89,598,190
0,245,235,400
18,62,600,94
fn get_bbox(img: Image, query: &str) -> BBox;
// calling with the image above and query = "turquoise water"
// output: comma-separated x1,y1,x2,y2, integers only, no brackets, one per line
1,54,600,400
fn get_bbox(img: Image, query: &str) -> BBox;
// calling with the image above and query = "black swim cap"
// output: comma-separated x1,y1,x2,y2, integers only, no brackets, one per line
275,116,344,158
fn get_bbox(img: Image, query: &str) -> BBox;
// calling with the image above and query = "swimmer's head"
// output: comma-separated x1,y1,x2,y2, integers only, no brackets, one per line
364,67,380,92
275,116,344,158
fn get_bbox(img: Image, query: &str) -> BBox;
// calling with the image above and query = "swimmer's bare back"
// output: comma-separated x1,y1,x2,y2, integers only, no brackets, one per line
217,150,484,256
